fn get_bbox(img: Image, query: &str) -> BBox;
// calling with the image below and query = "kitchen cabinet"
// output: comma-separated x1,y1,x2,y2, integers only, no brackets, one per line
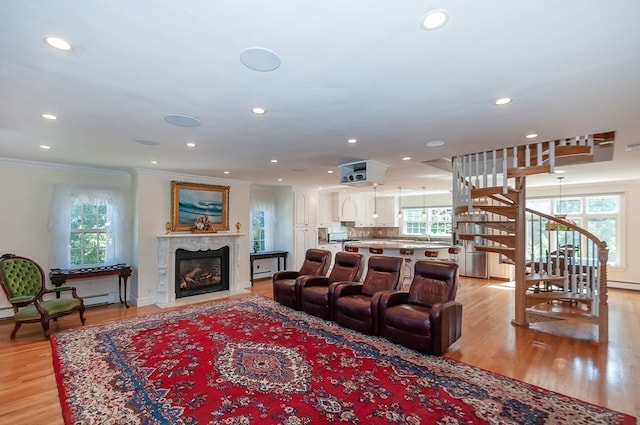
318,192,335,227
293,188,319,269
294,189,318,226
374,196,398,227
294,226,318,269
354,195,375,227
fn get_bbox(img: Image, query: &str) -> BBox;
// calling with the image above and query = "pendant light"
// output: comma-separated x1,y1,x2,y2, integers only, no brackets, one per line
545,176,576,231
372,186,378,218
397,186,403,218
421,186,427,218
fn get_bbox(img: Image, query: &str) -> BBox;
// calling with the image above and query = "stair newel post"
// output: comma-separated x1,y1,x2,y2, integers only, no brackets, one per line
512,175,529,327
598,241,609,343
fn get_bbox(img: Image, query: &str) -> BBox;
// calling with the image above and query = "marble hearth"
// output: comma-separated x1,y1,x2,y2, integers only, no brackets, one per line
157,233,244,306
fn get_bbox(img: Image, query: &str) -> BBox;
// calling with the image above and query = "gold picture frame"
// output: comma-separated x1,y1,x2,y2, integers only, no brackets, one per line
170,181,230,232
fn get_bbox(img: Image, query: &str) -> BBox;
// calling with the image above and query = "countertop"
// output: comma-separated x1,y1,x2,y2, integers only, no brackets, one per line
343,240,454,250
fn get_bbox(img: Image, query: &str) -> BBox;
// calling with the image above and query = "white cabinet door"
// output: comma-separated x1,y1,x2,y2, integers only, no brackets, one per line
375,197,398,227
318,192,336,227
294,226,318,269
355,195,374,227
294,189,319,226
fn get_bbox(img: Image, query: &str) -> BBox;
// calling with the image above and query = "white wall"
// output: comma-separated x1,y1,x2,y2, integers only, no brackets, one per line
0,159,253,315
0,159,132,313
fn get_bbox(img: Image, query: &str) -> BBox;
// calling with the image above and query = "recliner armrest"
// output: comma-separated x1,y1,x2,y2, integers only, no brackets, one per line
430,300,463,355
379,291,409,310
332,282,364,298
298,276,330,288
272,271,300,281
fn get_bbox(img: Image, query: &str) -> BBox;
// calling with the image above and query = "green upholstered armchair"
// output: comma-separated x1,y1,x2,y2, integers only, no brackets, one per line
0,253,86,339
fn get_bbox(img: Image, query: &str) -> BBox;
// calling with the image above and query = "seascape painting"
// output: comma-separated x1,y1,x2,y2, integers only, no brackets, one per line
170,181,230,232
178,190,223,224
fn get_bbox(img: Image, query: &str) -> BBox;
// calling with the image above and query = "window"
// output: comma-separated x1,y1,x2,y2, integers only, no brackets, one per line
49,185,127,269
526,193,622,266
402,207,452,236
251,210,266,252
70,202,108,266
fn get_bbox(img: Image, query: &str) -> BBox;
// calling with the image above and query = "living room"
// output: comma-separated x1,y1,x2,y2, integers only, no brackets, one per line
1,1,639,423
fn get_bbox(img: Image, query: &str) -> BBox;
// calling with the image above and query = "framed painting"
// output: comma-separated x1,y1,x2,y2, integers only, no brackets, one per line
170,181,230,232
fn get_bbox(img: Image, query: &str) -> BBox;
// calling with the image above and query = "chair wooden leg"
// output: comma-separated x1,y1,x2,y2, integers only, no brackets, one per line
79,308,86,325
10,322,21,339
40,318,50,338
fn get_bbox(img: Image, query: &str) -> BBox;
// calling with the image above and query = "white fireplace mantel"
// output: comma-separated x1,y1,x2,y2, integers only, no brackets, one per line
157,233,245,306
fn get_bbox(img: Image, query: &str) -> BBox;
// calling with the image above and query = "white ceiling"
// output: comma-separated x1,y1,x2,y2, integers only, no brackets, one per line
1,1,639,196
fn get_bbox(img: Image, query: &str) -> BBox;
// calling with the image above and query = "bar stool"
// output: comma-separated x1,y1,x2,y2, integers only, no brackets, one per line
424,250,439,259
345,246,359,253
399,248,414,290
369,247,384,255
446,246,461,262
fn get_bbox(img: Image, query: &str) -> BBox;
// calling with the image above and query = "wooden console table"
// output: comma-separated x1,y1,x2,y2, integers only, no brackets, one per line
49,264,133,308
249,251,288,286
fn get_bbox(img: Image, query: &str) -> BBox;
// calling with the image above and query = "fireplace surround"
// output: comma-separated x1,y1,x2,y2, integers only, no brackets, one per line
157,233,244,306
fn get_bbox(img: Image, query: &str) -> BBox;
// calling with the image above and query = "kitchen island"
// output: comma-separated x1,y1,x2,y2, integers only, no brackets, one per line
343,240,460,283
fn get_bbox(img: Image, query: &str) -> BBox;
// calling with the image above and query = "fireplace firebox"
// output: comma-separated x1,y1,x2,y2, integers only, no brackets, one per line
175,247,229,298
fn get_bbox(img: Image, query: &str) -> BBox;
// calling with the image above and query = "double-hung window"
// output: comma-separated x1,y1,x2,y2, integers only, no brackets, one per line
49,185,127,268
251,210,266,252
526,193,622,266
401,207,452,237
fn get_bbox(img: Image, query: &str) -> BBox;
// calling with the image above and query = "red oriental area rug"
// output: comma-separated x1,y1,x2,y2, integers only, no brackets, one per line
51,296,634,424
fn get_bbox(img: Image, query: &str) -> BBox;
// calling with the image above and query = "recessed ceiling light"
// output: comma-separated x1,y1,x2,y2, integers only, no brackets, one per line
494,97,513,105
525,133,538,139
347,138,357,144
164,114,200,127
402,156,411,161
327,170,334,174
39,145,51,150
240,47,281,72
150,160,159,164
277,178,283,182
421,9,449,30
270,159,278,163
251,107,266,115
185,142,197,148
223,171,230,174
42,113,57,120
425,139,446,147
44,36,73,51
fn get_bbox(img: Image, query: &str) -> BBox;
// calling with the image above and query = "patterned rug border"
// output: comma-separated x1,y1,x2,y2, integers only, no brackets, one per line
50,295,636,424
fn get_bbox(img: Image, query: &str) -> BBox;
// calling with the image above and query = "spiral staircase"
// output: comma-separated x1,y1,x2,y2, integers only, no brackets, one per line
451,132,614,342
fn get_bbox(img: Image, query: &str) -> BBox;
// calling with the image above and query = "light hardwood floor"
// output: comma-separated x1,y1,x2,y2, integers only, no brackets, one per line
0,277,638,424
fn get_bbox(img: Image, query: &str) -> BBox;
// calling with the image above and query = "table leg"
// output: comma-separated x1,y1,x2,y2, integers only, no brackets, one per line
118,275,130,308
250,258,255,286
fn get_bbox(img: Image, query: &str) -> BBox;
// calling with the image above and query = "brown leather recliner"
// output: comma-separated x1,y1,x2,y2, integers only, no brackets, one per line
333,255,403,335
272,249,331,309
298,251,364,320
379,260,461,355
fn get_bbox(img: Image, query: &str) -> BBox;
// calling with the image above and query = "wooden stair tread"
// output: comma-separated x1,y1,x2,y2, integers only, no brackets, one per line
470,187,520,205
525,291,593,302
526,273,565,284
526,310,599,323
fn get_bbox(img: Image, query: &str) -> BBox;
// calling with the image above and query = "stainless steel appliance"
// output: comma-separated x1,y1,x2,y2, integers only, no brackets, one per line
460,216,488,279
